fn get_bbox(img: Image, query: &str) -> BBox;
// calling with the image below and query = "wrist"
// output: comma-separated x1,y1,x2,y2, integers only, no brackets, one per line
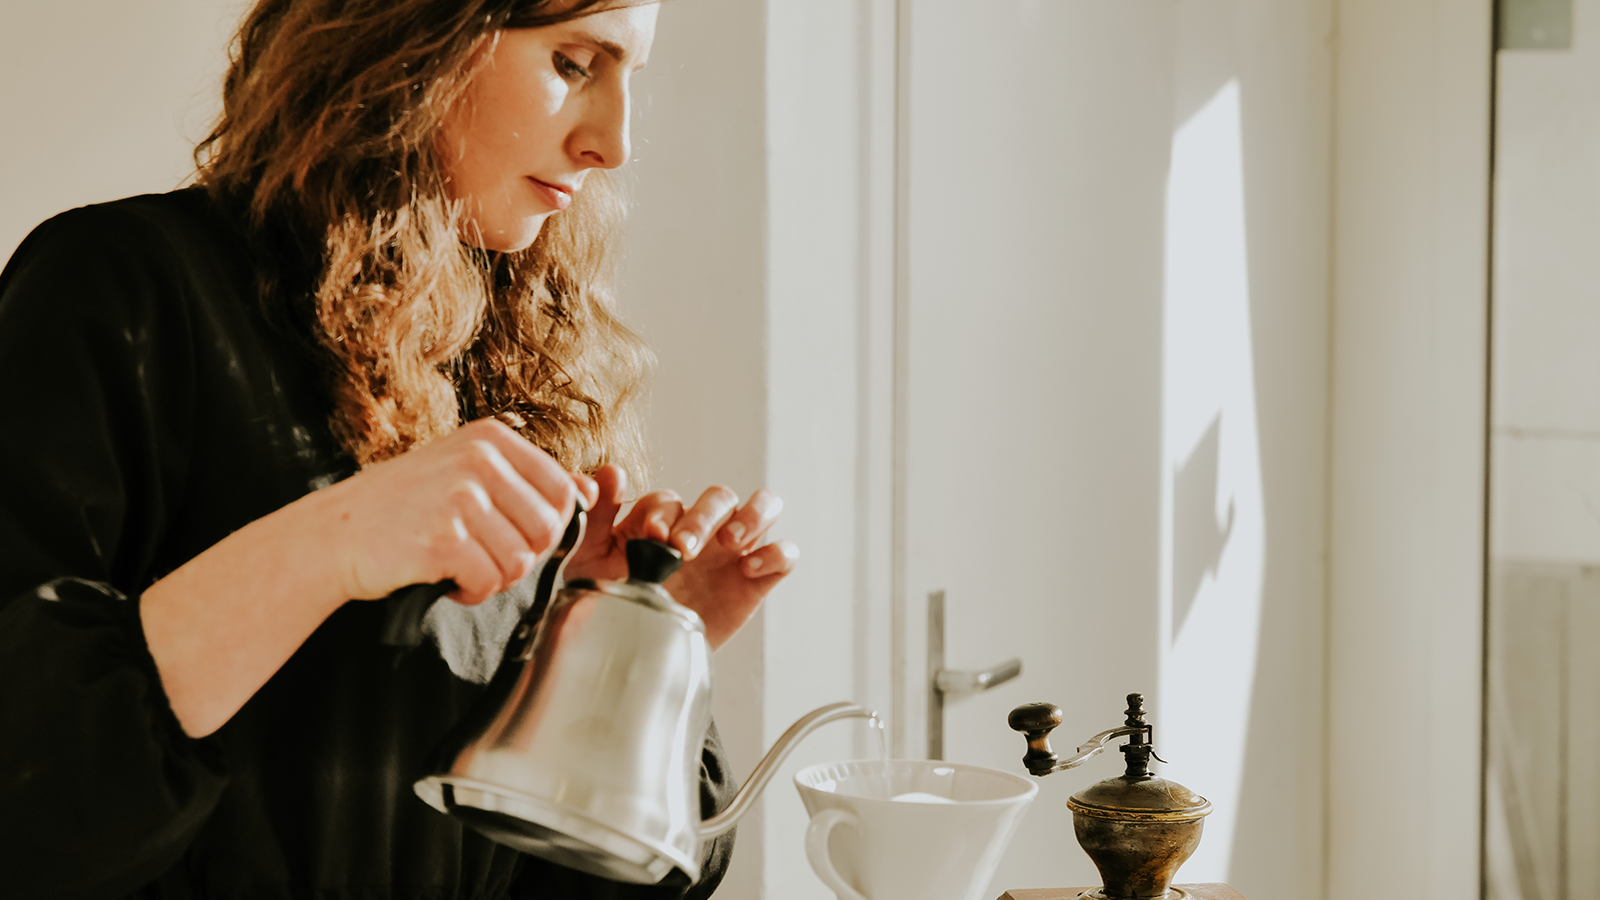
287,477,373,603
141,497,353,737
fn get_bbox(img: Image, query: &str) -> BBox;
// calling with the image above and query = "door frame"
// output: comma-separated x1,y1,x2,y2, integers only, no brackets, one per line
1325,1,1493,897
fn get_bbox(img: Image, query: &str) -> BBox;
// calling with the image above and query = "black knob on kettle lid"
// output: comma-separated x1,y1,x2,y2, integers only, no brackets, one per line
626,539,684,585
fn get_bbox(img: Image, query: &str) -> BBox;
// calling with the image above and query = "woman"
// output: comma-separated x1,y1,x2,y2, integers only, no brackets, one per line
0,0,792,897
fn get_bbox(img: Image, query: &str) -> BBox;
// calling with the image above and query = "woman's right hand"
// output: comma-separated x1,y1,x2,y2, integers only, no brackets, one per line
312,417,598,606
142,417,595,737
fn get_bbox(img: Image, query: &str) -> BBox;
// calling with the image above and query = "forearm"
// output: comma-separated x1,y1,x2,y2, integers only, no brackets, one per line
141,420,597,738
141,489,350,738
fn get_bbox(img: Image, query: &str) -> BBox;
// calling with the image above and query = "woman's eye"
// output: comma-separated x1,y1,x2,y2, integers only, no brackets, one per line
554,52,591,81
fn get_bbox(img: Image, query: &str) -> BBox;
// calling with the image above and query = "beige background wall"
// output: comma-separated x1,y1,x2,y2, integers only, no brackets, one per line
0,1,246,259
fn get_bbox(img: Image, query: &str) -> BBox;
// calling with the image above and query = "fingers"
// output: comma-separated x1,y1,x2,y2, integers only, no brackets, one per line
598,483,791,651
417,420,584,597
335,418,617,603
451,436,567,557
614,485,778,562
617,490,684,544
445,484,538,602
615,486,742,560
738,539,799,580
664,532,798,650
668,486,740,559
717,489,783,553
575,464,628,561
451,419,620,558
461,419,580,524
571,470,601,511
588,464,627,517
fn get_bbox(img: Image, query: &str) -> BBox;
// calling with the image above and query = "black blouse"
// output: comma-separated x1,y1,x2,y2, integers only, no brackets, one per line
0,190,735,900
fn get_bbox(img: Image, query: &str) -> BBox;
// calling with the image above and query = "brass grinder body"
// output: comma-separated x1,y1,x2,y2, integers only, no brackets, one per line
1009,695,1212,900
1068,776,1209,899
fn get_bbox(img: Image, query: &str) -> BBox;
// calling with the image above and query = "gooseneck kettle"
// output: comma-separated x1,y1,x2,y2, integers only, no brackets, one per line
391,504,873,884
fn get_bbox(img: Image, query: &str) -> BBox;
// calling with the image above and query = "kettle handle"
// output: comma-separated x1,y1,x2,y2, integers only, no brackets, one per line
379,497,588,648
524,498,589,625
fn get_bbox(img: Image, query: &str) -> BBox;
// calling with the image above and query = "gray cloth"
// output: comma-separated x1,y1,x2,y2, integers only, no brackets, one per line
421,570,543,685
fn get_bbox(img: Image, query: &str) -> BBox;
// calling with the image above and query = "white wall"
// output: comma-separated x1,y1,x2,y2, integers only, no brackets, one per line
0,1,245,259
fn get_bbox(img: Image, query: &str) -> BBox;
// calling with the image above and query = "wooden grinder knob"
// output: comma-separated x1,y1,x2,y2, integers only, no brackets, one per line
1008,701,1064,776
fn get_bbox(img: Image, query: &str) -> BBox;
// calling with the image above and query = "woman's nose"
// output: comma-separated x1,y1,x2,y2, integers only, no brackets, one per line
570,80,631,170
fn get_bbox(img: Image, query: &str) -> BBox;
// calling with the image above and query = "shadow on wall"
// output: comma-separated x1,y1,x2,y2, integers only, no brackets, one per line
1172,413,1237,642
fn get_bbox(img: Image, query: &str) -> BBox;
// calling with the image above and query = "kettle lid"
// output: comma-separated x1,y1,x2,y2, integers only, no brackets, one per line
565,540,701,630
626,539,685,585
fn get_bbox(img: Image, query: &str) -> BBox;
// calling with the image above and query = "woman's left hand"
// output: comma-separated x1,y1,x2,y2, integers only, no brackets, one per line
563,464,797,650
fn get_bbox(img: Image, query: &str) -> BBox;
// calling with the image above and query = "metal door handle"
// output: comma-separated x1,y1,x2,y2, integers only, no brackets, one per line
935,658,1022,695
927,590,1023,759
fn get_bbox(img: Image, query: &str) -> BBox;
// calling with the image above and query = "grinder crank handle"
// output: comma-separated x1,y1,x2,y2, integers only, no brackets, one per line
379,496,589,648
1008,693,1158,777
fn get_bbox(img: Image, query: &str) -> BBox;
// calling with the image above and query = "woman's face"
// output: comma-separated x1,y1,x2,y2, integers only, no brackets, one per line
439,4,658,251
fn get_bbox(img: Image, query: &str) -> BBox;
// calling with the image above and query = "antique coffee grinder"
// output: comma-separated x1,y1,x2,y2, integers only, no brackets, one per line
1008,694,1211,900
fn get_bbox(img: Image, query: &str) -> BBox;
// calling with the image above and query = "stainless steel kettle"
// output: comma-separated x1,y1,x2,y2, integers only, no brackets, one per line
402,505,873,884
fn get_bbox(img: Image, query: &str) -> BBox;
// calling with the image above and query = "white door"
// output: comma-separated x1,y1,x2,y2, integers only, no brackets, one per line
899,2,1174,892
898,1,1304,894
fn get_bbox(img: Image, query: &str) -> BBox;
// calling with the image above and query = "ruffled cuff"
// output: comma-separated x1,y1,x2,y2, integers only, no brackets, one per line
0,577,228,899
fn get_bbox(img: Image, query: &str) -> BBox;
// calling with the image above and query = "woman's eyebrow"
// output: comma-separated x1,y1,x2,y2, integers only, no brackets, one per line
569,31,629,64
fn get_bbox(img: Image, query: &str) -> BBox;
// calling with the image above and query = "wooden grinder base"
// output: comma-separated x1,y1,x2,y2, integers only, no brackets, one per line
998,885,1246,900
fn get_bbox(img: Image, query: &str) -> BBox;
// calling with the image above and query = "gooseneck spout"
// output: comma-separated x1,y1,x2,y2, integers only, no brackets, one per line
700,701,876,838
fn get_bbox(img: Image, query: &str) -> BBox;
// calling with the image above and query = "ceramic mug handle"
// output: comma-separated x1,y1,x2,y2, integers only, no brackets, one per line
805,807,869,900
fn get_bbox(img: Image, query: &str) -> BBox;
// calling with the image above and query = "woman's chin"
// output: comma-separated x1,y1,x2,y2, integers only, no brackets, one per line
462,214,554,253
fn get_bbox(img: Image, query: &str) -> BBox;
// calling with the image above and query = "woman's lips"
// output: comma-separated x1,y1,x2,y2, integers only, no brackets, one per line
528,177,573,211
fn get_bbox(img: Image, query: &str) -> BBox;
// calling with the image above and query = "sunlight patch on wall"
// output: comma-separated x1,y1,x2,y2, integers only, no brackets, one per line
1157,78,1266,881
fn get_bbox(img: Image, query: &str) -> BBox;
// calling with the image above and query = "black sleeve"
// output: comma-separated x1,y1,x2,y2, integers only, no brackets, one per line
0,207,229,899
510,721,740,900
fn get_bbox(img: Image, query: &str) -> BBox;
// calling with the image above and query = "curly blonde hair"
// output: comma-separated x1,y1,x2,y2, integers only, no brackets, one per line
195,0,653,481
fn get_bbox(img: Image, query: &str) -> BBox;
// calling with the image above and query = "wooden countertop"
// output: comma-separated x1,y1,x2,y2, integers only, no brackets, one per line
998,886,1245,900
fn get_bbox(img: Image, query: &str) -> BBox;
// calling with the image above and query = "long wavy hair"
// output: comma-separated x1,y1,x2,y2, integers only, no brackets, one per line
195,0,653,481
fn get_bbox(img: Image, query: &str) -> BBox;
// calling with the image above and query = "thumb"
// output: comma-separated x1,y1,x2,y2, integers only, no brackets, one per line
577,464,628,556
